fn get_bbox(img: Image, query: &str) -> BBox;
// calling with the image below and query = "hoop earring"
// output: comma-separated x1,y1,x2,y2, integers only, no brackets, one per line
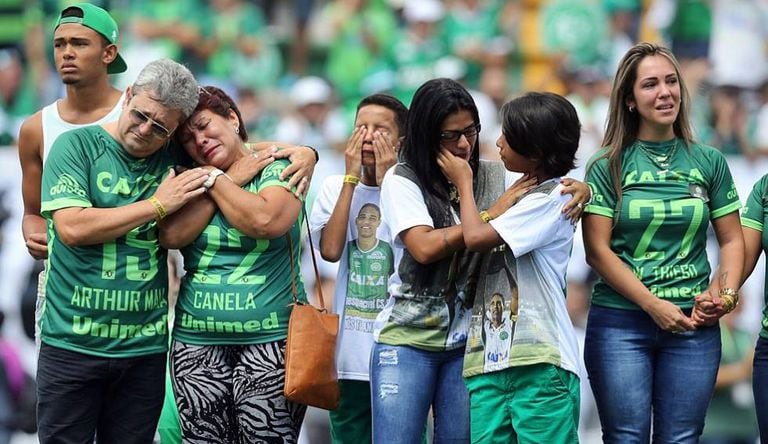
235,127,240,134
628,105,635,113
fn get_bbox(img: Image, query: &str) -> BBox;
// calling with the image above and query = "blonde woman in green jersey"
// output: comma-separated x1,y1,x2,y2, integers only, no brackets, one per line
582,42,744,443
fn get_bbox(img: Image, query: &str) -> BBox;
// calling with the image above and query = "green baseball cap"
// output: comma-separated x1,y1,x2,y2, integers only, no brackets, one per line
55,3,127,74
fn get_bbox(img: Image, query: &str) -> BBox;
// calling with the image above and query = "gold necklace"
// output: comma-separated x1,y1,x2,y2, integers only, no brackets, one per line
637,140,678,173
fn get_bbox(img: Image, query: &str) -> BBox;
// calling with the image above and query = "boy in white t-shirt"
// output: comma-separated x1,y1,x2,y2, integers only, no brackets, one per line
308,94,407,444
439,92,582,444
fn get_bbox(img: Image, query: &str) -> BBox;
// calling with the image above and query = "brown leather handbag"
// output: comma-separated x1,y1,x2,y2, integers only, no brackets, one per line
283,213,340,410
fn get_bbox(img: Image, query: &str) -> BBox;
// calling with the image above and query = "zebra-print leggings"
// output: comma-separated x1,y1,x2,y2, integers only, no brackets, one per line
170,339,307,443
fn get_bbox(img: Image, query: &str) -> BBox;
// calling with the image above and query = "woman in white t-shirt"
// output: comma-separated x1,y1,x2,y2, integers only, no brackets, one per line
372,79,589,443
439,91,582,443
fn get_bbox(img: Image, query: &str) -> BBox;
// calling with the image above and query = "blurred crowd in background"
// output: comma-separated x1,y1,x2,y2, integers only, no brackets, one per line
0,0,767,442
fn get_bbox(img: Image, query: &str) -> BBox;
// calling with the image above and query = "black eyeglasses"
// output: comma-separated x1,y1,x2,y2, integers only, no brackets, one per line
440,123,481,144
129,108,172,139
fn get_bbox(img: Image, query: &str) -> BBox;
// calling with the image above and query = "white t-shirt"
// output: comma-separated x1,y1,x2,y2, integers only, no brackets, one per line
463,179,581,378
374,165,520,352
309,175,399,381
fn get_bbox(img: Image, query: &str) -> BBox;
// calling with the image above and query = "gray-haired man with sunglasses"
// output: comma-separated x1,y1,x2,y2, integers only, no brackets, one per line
35,58,208,444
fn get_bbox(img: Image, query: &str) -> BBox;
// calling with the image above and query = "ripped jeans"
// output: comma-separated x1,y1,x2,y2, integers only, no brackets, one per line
369,343,469,444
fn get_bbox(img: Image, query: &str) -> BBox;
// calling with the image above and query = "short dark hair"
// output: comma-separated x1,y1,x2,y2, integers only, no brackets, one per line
356,93,408,136
401,78,480,199
500,92,579,177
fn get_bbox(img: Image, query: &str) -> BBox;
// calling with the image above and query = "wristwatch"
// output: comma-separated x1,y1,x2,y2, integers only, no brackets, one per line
203,168,226,190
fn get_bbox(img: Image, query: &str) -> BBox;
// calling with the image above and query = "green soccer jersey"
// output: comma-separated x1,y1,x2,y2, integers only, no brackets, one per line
40,126,173,358
740,174,768,339
173,160,306,345
585,139,741,309
345,239,393,324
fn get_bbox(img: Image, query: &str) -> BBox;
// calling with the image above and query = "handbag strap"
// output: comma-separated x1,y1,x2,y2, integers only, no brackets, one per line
286,202,326,311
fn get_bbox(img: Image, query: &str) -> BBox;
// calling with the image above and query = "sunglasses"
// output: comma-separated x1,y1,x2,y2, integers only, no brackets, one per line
129,108,172,139
440,123,481,144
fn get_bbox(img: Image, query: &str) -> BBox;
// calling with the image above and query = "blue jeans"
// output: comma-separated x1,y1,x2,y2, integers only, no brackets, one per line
370,343,469,444
584,305,721,444
753,335,768,443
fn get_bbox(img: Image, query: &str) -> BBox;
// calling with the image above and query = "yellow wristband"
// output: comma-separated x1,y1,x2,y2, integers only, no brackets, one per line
148,196,168,220
479,210,493,223
343,175,360,185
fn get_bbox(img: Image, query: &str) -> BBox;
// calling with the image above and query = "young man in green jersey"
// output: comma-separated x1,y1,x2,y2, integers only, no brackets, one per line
36,58,208,444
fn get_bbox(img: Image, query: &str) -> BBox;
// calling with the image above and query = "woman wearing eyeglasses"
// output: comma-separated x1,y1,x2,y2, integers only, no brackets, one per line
372,78,589,442
158,86,315,443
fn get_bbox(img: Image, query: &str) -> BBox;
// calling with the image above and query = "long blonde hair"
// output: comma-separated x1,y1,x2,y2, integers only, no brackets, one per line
594,42,695,218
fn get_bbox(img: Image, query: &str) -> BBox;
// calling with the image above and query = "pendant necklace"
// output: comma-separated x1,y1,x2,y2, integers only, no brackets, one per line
637,140,678,174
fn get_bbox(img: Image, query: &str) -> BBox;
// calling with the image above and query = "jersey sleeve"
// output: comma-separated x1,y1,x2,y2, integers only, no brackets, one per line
704,147,741,219
489,185,571,257
583,150,615,218
308,176,343,249
40,130,93,218
255,159,293,193
741,174,768,232
380,167,433,249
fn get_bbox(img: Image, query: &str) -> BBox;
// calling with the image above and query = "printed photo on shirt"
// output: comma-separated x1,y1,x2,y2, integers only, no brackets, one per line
344,204,394,334
465,247,518,372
